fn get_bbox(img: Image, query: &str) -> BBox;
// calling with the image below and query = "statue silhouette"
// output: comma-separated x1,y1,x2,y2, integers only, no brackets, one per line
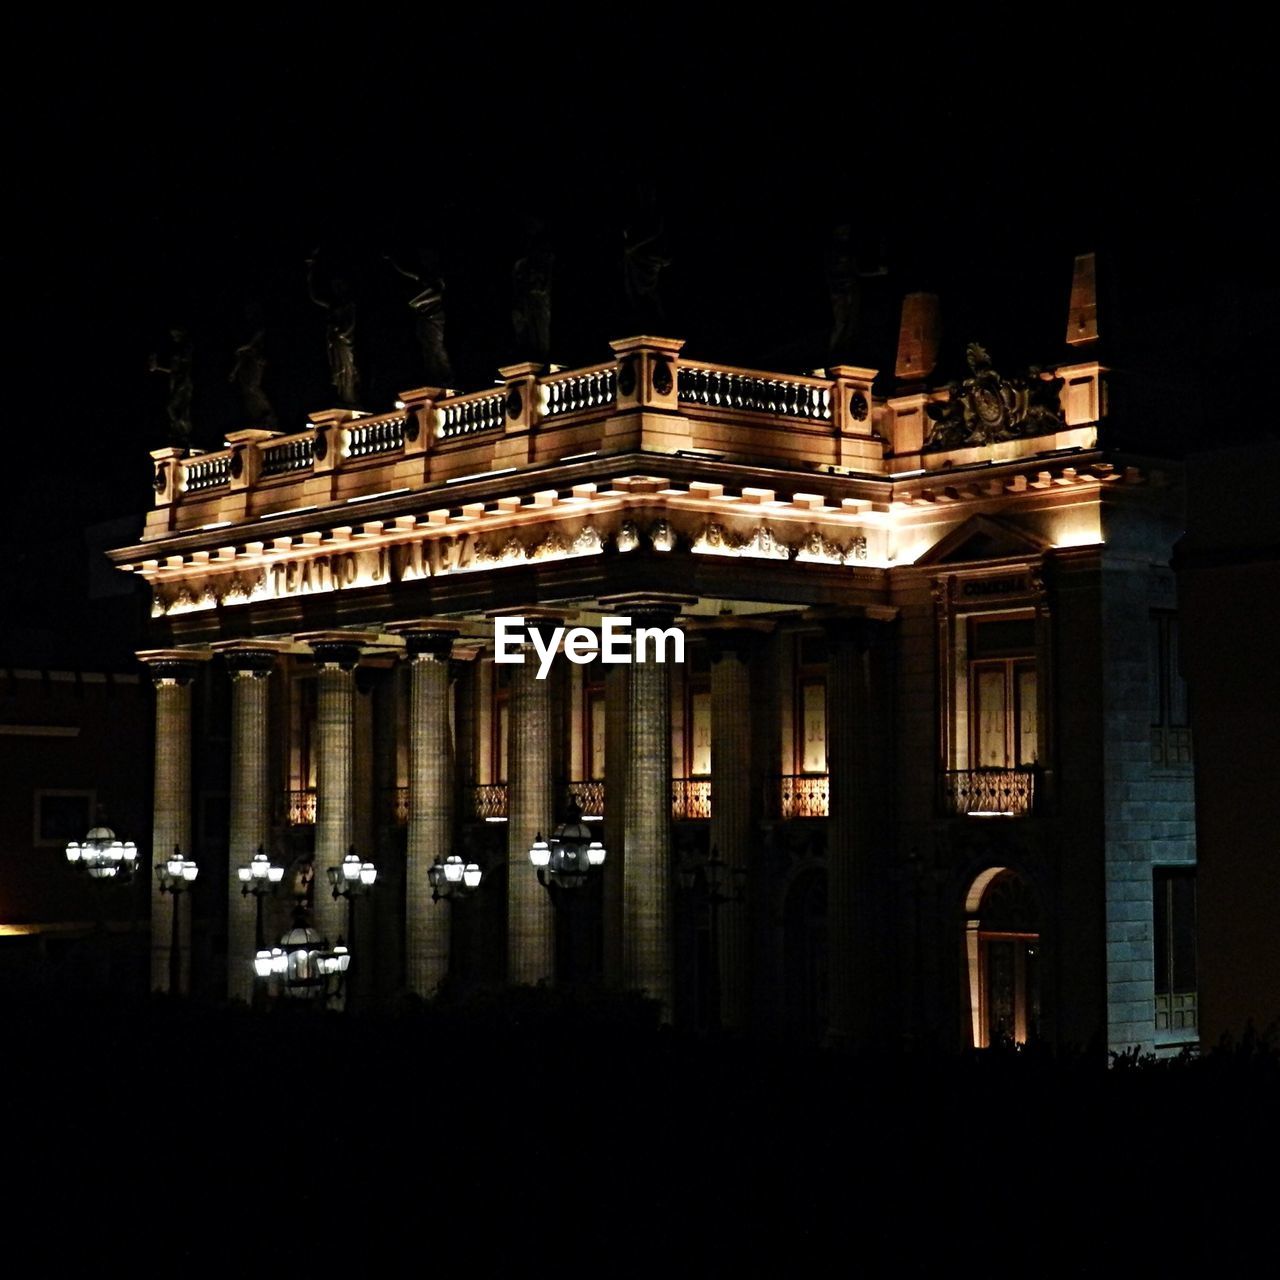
384,249,454,386
228,304,277,428
148,327,194,445
306,253,360,406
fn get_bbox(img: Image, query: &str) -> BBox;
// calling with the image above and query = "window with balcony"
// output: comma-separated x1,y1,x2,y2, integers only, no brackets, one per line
1150,611,1191,768
1154,867,1197,1037
943,611,1039,817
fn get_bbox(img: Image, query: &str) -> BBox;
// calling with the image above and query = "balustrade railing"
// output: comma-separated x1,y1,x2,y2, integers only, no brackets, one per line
540,365,617,418
565,779,605,818
261,434,315,478
769,774,830,819
182,453,233,492
465,783,509,821
672,777,712,820
941,768,1036,818
678,364,833,421
383,786,409,825
436,390,506,440
346,414,407,459
284,788,317,826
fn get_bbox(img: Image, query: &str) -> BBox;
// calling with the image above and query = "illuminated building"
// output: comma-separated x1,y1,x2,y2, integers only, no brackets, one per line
107,255,1197,1052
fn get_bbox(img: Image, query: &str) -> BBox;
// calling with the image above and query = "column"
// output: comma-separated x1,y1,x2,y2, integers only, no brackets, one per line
824,614,890,1046
224,648,276,1002
710,633,754,1030
620,602,680,1019
404,629,457,996
140,652,204,993
507,634,556,985
602,663,630,988
306,637,363,951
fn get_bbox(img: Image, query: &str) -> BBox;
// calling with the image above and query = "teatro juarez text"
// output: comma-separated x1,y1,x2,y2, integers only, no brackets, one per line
493,616,685,680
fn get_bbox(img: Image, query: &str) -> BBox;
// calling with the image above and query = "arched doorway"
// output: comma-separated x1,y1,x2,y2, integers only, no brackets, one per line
783,869,827,1042
964,867,1040,1048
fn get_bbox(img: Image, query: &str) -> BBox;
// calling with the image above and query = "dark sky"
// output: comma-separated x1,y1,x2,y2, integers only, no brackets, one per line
2,11,1274,658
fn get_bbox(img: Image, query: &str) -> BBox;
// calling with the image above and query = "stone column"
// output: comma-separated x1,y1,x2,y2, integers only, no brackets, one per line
507,635,556,985
224,648,276,1002
618,602,682,1019
602,662,630,988
305,637,363,951
404,629,457,996
824,614,891,1046
140,653,205,993
710,633,755,1030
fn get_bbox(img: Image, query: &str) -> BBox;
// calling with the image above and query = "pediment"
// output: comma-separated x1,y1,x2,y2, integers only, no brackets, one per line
915,515,1051,567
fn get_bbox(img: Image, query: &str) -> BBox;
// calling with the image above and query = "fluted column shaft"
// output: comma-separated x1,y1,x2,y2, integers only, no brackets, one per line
147,664,196,993
711,643,752,1029
227,656,273,1001
313,655,356,948
406,634,455,995
826,625,876,1045
623,613,675,1017
507,643,556,984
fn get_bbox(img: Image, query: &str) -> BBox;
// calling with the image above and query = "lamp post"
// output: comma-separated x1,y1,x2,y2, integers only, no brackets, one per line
66,826,139,885
676,845,743,1031
326,848,376,1002
64,824,139,984
154,845,199,995
237,846,285,952
527,799,606,891
254,907,349,1002
427,855,483,904
238,846,284,1008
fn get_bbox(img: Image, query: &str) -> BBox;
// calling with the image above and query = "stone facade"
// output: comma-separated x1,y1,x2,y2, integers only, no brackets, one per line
105,301,1197,1053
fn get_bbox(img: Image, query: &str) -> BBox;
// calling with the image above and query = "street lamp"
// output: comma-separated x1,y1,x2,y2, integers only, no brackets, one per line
676,845,744,1031
527,799,606,891
237,846,286,951
255,907,350,1002
427,854,483,903
155,845,199,995
66,826,139,881
238,846,285,1007
327,847,376,999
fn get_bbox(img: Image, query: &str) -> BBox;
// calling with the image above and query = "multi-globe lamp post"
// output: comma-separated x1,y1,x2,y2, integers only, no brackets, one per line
154,845,199,995
527,799,606,889
65,826,139,883
427,855,483,903
676,845,744,1031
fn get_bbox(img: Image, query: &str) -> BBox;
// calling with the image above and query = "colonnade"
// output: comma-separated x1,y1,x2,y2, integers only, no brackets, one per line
138,608,889,1038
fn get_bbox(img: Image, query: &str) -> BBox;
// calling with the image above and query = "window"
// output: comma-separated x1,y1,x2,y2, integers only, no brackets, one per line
968,615,1038,768
1154,868,1197,1036
33,789,95,847
1151,612,1191,767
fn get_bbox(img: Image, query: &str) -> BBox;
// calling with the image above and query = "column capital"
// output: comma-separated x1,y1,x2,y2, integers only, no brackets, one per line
597,592,697,625
136,649,212,685
213,640,288,676
403,629,460,662
297,630,379,670
387,619,467,661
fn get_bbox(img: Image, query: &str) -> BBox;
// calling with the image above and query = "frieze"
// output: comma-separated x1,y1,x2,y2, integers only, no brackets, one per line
148,509,882,616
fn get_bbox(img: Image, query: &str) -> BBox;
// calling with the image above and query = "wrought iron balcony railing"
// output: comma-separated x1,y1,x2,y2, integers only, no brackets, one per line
565,779,605,819
769,774,830,819
284,788,316,826
672,777,712,821
940,767,1036,818
465,783,509,821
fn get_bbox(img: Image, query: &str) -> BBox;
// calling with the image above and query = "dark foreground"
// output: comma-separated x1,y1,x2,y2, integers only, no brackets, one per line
6,987,1276,1276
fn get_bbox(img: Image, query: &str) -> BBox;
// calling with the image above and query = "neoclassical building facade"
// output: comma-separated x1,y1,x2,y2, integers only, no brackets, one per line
110,266,1197,1052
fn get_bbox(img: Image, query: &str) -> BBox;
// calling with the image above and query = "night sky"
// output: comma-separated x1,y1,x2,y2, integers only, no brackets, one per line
3,12,1274,662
